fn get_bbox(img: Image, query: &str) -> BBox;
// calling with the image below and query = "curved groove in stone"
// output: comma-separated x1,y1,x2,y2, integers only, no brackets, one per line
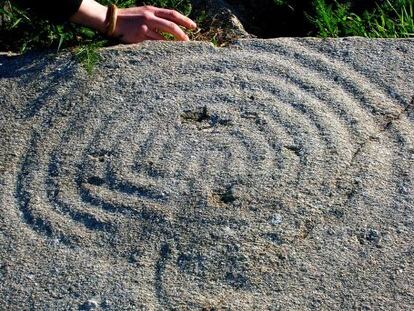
2,39,414,309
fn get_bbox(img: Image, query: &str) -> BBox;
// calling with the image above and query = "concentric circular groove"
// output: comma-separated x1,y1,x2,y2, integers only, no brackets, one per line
2,39,413,308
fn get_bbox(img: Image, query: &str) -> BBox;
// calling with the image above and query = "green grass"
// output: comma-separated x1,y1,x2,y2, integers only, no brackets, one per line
1,0,413,55
0,0,195,53
74,41,104,74
313,0,414,38
0,0,194,72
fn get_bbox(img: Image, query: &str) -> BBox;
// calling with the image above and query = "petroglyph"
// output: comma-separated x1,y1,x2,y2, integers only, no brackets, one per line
1,38,414,309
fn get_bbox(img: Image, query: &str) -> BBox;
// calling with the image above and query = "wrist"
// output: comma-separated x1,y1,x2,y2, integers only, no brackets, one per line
69,0,108,34
105,4,119,37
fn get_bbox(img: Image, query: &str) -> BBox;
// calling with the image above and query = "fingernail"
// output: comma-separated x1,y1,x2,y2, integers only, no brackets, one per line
191,22,197,28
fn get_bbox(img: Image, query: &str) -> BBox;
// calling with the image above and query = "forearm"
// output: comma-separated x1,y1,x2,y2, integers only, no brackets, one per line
69,0,108,34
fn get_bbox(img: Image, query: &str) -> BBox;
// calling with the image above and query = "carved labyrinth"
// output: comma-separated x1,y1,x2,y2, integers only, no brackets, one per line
3,40,414,306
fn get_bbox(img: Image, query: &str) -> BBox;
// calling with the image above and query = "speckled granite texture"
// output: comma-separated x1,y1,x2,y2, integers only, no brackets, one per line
1,38,413,310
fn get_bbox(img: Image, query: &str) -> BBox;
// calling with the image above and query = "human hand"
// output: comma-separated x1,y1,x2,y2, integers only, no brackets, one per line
69,0,197,43
113,6,197,43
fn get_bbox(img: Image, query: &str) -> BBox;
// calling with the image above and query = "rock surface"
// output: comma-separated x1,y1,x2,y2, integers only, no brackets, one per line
1,38,414,310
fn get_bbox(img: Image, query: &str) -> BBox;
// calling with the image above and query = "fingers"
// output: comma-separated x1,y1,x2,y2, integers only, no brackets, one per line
147,15,190,41
145,29,165,40
154,8,197,30
114,6,196,43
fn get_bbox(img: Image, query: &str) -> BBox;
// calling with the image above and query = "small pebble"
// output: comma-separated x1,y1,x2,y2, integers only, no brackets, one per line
223,226,234,236
81,299,98,311
270,214,283,225
366,229,381,244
